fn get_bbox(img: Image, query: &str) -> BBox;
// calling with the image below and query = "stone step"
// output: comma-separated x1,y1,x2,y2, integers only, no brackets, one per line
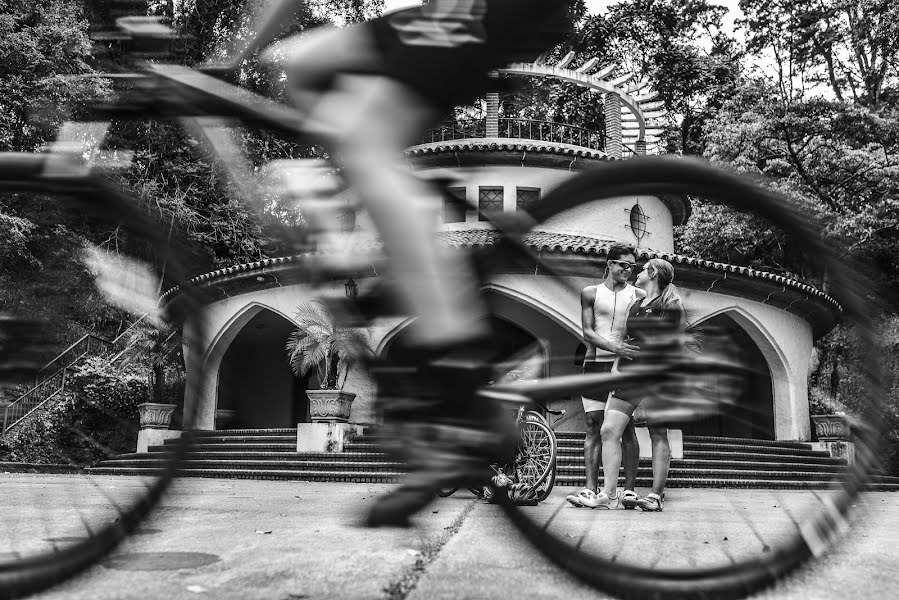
190,429,298,437
555,466,848,481
553,433,814,450
131,451,392,461
556,450,845,466
166,435,298,445
682,435,814,449
79,467,899,491
553,475,899,491
150,443,297,452
94,458,406,472
85,467,404,483
675,450,843,464
557,458,848,471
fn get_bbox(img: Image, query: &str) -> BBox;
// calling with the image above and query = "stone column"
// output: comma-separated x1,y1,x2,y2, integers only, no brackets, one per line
635,139,647,156
604,93,623,159
486,71,500,138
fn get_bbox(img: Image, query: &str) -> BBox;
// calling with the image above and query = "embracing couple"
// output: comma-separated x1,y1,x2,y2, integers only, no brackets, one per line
567,243,684,512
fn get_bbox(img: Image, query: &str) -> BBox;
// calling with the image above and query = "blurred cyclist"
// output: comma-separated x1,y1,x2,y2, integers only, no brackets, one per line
257,0,576,526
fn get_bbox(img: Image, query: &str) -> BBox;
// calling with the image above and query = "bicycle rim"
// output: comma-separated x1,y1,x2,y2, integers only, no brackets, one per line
476,156,886,599
516,418,557,493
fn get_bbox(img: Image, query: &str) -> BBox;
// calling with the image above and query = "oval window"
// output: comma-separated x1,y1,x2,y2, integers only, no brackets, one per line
629,204,646,240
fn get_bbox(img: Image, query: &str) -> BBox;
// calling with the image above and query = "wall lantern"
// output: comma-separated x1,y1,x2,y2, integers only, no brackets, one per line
344,278,358,299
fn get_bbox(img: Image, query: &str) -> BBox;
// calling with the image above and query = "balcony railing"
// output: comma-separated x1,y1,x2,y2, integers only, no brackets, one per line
418,118,606,153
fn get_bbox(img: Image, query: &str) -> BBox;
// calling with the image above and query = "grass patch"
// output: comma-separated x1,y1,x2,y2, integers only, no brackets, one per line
382,499,478,600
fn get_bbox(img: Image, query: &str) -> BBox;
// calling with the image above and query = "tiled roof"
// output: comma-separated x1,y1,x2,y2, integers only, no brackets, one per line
441,229,840,310
163,229,840,314
406,140,611,161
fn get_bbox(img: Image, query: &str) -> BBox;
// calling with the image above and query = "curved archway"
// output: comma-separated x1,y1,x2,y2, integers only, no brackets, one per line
379,287,584,429
688,307,786,439
214,306,310,429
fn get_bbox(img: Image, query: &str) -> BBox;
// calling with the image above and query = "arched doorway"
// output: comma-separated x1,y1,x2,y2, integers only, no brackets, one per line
216,309,310,429
683,312,776,439
383,317,545,377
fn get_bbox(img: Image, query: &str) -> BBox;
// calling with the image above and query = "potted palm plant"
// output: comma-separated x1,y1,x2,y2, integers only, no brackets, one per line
285,300,372,423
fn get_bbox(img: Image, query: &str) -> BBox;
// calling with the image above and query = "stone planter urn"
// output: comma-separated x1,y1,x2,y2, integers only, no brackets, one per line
138,403,176,430
811,414,850,441
307,390,356,423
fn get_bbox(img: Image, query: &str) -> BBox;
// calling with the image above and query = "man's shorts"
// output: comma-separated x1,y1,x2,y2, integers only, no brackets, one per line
581,360,615,413
367,0,573,114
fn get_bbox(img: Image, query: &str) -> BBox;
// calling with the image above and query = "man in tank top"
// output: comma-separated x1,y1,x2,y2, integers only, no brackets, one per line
566,243,645,509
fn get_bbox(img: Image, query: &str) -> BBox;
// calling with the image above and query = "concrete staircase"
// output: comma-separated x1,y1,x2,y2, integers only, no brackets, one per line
88,429,405,483
87,429,899,490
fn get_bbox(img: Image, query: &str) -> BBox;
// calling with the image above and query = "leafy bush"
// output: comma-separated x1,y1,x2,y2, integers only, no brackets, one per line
810,319,899,476
0,357,147,465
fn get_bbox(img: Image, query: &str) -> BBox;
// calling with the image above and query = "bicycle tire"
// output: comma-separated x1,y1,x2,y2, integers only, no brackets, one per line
522,411,557,502
436,487,459,497
532,462,557,503
479,156,886,599
515,416,557,493
0,155,204,599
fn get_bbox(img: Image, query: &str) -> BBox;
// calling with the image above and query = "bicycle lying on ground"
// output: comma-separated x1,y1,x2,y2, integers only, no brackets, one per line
437,402,562,503
0,8,889,600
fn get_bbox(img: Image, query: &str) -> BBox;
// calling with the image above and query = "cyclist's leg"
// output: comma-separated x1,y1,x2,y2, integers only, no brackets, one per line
599,397,637,498
273,25,487,348
621,412,639,493
330,80,486,348
647,425,671,497
583,408,603,492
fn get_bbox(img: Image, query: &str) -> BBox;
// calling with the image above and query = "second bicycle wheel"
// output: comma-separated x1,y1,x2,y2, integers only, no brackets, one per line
475,156,887,600
515,413,557,494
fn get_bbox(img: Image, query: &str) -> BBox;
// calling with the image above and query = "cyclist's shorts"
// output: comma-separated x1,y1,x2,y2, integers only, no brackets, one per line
581,360,614,413
367,0,574,112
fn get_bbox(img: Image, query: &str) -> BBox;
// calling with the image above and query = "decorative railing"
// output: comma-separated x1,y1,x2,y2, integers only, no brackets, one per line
1,315,151,434
417,117,606,153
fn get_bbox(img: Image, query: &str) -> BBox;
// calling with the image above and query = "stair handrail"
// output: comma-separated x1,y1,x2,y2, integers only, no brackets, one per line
1,313,152,434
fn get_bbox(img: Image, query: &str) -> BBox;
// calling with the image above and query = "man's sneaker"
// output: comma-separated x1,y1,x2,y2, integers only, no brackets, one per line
621,489,639,510
589,491,620,509
636,493,663,512
567,489,618,509
566,488,595,508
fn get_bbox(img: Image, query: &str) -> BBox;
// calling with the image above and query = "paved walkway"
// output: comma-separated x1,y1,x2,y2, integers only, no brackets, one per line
1,475,896,599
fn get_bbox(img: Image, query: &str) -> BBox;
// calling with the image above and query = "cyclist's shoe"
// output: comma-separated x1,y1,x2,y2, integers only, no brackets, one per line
566,489,619,509
589,490,620,509
566,488,596,508
365,430,496,527
636,492,664,512
621,489,639,510
365,335,517,528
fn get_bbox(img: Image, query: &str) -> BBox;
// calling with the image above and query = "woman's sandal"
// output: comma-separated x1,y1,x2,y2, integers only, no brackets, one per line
621,489,639,510
636,493,663,512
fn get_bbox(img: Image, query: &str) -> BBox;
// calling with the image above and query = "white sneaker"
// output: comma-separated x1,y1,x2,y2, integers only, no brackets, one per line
566,488,596,508
586,491,620,509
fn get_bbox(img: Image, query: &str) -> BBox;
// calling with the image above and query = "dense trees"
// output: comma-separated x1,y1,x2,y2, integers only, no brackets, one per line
1,1,897,460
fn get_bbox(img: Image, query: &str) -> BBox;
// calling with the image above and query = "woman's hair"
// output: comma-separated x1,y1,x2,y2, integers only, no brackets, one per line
647,258,683,312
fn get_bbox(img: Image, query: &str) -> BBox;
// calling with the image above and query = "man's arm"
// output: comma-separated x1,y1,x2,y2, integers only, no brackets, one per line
581,287,639,358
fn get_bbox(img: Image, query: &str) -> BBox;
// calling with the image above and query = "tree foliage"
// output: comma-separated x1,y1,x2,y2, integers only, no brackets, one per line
739,0,899,105
285,301,372,389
